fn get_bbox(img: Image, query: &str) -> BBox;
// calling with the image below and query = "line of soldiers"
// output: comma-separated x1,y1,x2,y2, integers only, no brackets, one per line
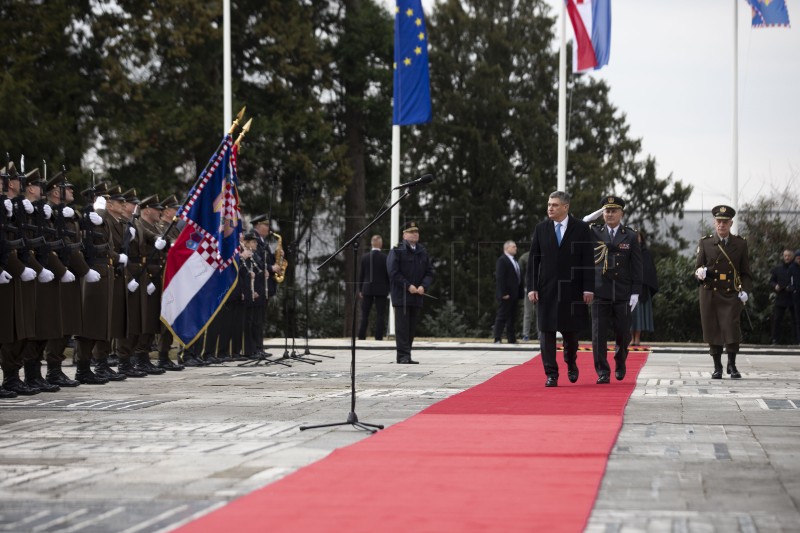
0,162,185,397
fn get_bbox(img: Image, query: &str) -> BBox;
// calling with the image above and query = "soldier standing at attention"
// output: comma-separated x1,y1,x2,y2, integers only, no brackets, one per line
695,205,752,379
589,196,642,384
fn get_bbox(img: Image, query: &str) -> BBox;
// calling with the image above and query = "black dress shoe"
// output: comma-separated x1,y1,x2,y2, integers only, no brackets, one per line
27,376,61,393
615,361,626,381
46,367,80,387
729,365,741,379
545,376,558,387
3,377,39,395
183,356,205,367
117,361,148,377
596,374,610,384
567,363,579,383
711,368,723,379
397,358,419,364
75,369,109,385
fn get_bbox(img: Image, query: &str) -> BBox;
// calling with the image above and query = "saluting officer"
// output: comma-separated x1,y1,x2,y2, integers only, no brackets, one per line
590,196,643,384
695,205,752,379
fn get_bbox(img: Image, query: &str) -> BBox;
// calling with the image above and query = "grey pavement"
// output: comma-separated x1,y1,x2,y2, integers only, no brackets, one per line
0,340,798,532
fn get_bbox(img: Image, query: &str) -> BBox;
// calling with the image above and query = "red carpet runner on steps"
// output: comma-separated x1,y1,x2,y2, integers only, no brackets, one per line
175,348,648,533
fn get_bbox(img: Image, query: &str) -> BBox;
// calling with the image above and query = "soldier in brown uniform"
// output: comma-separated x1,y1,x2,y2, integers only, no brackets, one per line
155,195,185,369
19,169,65,393
1,164,50,395
695,205,752,379
43,172,90,387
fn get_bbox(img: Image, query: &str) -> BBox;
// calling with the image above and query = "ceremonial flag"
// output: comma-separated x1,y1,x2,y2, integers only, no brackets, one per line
393,0,432,125
161,135,241,347
566,0,612,73
747,0,790,28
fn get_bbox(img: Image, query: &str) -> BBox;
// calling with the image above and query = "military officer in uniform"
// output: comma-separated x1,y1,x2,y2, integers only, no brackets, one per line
590,196,643,384
155,195,185,369
695,205,752,379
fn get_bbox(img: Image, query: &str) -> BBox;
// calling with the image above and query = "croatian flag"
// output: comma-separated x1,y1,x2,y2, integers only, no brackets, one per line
747,0,790,28
161,135,241,347
566,0,611,73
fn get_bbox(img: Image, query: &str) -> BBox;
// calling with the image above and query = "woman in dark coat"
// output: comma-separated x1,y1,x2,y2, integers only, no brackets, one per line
631,230,658,345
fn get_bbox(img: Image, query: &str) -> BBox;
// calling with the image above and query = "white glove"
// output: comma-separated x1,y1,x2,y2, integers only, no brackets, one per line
20,267,36,282
118,253,128,266
0,271,11,284
93,196,106,210
155,237,166,250
738,291,748,303
127,279,140,292
129,226,136,239
62,206,75,218
83,269,101,283
582,207,605,223
695,267,707,281
4,199,11,217
89,211,103,225
146,282,156,295
629,294,639,311
22,199,34,214
60,271,76,283
42,204,52,219
38,268,55,283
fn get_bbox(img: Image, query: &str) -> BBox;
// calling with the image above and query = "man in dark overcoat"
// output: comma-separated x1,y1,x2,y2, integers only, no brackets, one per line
590,196,642,383
388,221,434,364
358,234,390,341
768,249,797,344
493,240,524,344
695,205,752,379
527,191,595,387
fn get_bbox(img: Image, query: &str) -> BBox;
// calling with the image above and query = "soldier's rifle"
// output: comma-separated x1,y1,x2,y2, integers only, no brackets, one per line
53,165,81,265
79,168,99,265
27,160,63,263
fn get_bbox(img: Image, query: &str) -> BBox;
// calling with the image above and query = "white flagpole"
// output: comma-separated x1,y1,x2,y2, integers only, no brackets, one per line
732,0,739,234
223,0,232,135
557,0,568,192
388,125,401,336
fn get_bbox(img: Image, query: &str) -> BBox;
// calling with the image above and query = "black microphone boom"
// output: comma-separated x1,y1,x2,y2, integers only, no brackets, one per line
393,173,434,190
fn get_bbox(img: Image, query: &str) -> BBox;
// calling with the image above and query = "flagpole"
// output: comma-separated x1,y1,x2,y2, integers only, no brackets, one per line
223,0,232,135
557,0,568,192
732,0,739,234
388,125,401,336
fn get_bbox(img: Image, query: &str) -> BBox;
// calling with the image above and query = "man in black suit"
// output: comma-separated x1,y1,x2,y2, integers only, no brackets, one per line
590,196,643,384
527,191,595,387
358,235,390,340
493,240,524,344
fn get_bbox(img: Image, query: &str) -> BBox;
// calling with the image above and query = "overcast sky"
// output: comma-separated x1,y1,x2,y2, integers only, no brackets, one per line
391,0,800,211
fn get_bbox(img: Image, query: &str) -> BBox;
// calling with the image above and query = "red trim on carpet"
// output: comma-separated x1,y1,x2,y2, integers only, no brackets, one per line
174,350,647,533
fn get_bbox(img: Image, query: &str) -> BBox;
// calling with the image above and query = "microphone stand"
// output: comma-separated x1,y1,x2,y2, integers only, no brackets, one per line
300,186,417,433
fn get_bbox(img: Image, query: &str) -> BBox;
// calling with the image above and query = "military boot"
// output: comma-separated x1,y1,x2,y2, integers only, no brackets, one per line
94,358,127,381
727,353,742,379
0,386,17,398
2,373,40,395
75,360,109,385
24,361,60,393
135,353,165,375
711,353,723,379
117,357,147,377
46,362,80,387
156,352,184,371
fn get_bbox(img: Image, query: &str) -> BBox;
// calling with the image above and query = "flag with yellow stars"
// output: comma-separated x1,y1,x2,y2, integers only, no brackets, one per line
393,0,432,125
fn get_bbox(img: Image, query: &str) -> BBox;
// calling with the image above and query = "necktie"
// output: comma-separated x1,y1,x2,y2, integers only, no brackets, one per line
556,223,562,246
513,259,520,279
609,228,615,241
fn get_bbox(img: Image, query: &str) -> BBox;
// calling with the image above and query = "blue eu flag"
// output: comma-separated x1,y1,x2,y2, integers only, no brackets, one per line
393,0,432,126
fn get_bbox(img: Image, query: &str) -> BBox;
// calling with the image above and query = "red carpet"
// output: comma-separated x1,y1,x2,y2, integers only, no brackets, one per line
174,349,647,533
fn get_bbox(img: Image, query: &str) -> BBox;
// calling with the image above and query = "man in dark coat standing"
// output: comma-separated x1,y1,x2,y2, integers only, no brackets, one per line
768,248,797,345
493,240,524,344
590,196,643,383
357,234,390,340
527,191,595,387
388,221,434,364
695,205,752,379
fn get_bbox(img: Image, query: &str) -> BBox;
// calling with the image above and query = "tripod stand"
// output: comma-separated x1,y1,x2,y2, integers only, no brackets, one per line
300,187,416,433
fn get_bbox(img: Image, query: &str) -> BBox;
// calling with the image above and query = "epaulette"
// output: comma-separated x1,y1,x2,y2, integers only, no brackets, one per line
590,223,603,228
702,234,714,240
623,225,636,233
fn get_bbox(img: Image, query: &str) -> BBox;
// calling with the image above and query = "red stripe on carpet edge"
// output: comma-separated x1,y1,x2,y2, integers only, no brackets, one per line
174,351,647,533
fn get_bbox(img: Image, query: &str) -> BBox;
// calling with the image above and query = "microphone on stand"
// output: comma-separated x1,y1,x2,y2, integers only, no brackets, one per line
392,173,434,190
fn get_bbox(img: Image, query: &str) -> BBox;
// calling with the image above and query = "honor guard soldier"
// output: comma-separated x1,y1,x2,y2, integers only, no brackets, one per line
43,171,87,387
154,195,185,368
590,196,643,384
695,205,752,379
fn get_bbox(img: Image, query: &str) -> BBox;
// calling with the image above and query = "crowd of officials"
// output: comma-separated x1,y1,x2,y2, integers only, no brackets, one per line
0,163,283,398
0,162,771,396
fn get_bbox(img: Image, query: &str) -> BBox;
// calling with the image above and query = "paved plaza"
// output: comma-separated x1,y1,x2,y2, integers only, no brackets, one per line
0,340,798,532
